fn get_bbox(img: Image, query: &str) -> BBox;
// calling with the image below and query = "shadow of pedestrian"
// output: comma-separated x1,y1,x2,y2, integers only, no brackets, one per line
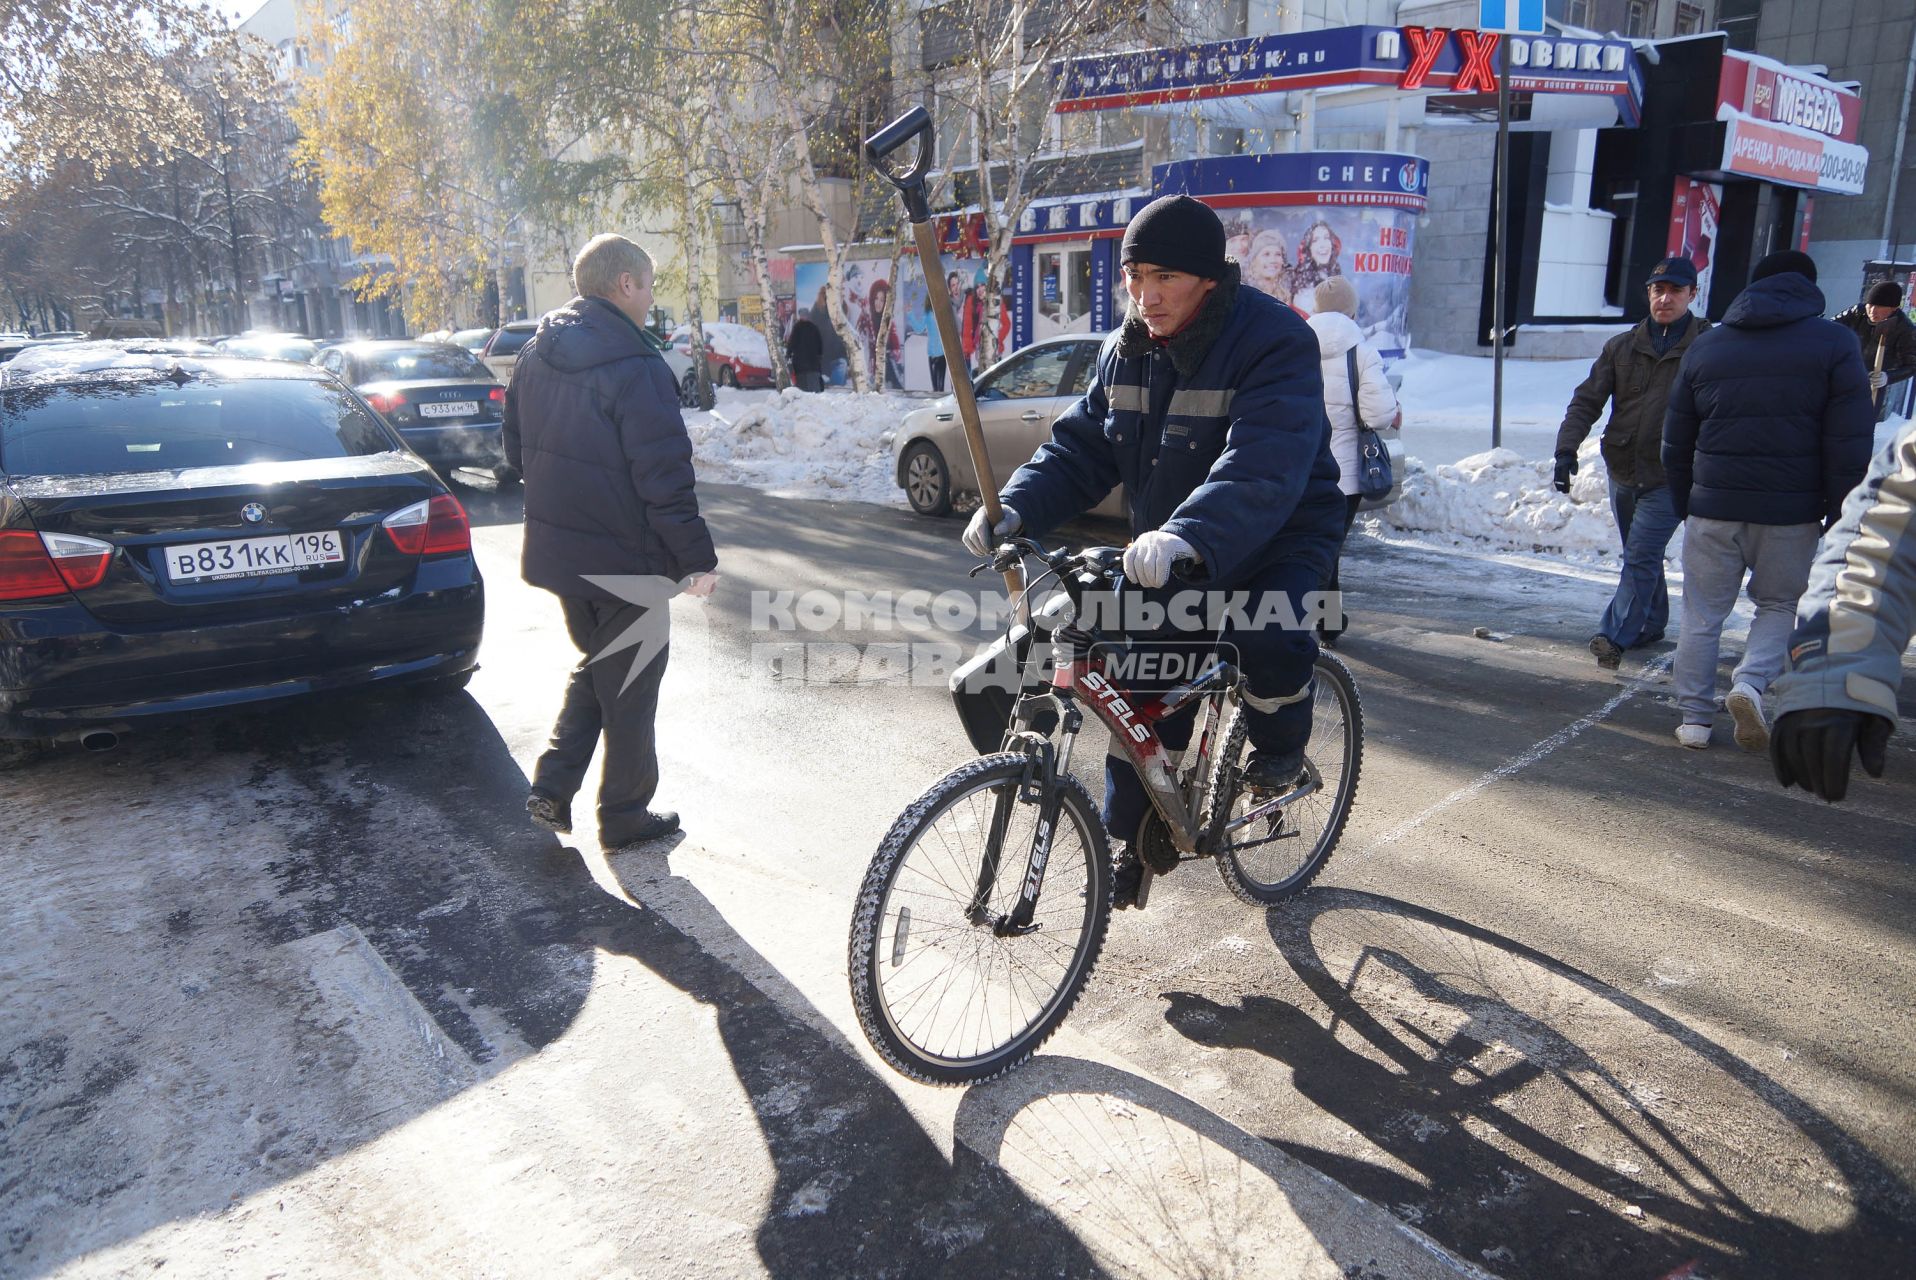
602,852,1107,1277
1154,888,1916,1278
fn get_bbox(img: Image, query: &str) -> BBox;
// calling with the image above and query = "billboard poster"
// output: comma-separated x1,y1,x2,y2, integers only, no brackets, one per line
1666,177,1722,315
793,254,991,391
1211,204,1419,357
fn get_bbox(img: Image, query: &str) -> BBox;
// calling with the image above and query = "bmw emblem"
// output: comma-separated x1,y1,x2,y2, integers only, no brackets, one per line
241,503,267,524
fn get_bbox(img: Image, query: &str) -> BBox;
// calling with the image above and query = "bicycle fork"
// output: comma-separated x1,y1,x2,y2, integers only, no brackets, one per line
966,707,1084,937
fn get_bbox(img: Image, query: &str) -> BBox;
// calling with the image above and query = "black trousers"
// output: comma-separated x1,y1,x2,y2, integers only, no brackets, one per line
928,355,947,393
1322,493,1364,638
533,595,669,845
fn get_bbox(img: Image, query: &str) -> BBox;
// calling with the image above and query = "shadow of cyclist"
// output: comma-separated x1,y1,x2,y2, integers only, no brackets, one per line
1156,888,1916,1278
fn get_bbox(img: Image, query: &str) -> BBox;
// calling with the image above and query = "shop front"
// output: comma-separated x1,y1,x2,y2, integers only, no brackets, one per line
1603,36,1868,323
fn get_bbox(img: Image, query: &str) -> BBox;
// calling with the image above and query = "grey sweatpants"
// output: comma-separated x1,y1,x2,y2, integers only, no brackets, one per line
1672,516,1822,723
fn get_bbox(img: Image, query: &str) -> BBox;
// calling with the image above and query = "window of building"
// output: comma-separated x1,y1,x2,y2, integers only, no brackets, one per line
1625,0,1649,36
1675,3,1706,35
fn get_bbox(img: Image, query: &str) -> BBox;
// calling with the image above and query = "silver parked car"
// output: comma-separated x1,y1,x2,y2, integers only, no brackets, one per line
891,335,1121,519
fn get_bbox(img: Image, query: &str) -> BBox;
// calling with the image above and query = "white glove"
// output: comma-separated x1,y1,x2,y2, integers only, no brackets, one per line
1122,530,1194,589
1869,370,1888,391
963,505,1022,558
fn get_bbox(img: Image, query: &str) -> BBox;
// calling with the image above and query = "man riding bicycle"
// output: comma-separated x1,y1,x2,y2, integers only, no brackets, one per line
962,194,1347,903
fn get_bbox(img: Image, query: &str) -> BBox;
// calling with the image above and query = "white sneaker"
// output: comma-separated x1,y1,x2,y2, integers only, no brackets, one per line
1675,723,1711,750
1726,681,1769,752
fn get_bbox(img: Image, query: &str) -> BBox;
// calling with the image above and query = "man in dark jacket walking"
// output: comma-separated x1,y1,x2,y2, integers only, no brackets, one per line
962,194,1345,904
1832,280,1916,419
1555,256,1709,669
786,314,824,393
1662,249,1874,752
504,233,719,848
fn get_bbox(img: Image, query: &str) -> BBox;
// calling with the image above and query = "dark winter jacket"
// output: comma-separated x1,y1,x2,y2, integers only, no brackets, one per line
1661,272,1874,526
1555,312,1709,490
503,295,717,601
1832,304,1916,385
785,316,823,373
999,263,1345,588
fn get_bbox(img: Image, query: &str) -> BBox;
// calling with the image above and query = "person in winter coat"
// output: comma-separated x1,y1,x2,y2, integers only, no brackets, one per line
786,314,824,393
503,234,719,849
1555,256,1710,669
1769,417,1915,801
1307,275,1398,645
961,194,1346,907
1831,280,1916,419
1661,249,1874,752
922,291,947,393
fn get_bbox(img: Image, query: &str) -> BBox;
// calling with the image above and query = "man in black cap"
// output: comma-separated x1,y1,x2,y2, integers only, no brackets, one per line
1662,249,1873,753
1555,255,1710,670
1832,279,1916,419
961,193,1346,905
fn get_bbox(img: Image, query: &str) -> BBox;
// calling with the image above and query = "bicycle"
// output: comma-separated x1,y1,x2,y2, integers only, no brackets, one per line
848,537,1364,1084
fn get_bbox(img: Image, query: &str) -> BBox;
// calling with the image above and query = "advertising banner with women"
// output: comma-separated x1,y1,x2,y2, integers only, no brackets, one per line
1159,152,1426,357
793,254,993,391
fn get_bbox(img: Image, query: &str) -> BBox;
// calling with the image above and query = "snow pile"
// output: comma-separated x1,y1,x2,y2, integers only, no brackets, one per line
1382,438,1664,565
685,387,910,505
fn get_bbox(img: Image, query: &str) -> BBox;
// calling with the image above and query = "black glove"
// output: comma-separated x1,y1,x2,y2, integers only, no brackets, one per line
1552,453,1577,495
1770,708,1894,802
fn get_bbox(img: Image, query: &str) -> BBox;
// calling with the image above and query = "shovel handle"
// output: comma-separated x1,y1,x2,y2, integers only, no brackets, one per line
864,107,935,222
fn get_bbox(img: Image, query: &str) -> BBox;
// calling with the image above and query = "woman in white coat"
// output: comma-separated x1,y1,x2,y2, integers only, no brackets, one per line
1308,276,1399,645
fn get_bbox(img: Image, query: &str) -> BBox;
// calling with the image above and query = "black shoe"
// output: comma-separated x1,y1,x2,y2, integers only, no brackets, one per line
1240,749,1305,793
603,810,680,850
526,789,572,835
1318,626,1342,650
1589,634,1623,670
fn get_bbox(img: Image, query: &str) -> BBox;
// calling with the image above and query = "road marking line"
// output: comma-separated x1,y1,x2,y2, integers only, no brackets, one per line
1366,655,1674,853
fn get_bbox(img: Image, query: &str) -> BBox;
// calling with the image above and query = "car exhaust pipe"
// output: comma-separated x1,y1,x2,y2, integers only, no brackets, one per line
80,730,119,753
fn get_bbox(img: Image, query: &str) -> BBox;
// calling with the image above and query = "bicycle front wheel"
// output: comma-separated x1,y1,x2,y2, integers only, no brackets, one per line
849,753,1111,1085
1213,651,1364,906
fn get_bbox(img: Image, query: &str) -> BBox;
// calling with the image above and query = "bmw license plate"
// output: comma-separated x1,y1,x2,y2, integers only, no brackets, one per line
166,531,344,583
418,400,478,418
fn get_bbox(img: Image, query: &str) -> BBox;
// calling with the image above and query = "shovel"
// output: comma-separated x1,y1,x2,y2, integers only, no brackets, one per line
866,107,1038,753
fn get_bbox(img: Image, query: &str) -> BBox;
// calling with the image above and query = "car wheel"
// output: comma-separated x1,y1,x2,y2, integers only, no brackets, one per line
718,364,738,389
680,368,699,407
901,441,953,517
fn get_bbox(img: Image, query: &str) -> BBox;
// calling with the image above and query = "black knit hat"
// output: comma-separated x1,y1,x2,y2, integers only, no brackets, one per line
1751,249,1818,284
1120,195,1227,280
1867,280,1904,307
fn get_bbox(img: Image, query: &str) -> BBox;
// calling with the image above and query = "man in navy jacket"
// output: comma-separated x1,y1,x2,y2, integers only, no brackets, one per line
1662,250,1873,753
962,195,1345,899
505,234,719,849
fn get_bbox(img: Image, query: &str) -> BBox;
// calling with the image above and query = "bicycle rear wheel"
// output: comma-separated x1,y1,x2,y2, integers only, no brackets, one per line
849,752,1111,1084
1212,651,1363,906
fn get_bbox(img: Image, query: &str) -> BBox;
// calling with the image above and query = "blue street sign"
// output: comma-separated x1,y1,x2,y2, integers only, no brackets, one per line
1479,0,1545,33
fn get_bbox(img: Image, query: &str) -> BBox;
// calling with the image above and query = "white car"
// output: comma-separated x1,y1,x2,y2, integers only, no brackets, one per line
479,318,695,406
893,332,1403,518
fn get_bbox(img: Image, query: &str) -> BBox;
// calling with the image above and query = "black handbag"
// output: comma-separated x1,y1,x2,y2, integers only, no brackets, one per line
1347,346,1394,500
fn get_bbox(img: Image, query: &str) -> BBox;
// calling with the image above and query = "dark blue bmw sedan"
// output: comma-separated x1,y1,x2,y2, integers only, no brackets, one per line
0,346,484,752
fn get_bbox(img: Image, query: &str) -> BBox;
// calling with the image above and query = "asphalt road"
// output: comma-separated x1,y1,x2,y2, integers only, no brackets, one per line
3,480,1912,1279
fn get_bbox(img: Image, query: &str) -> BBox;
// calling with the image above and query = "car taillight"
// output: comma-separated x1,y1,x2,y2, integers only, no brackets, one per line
488,387,506,403
382,494,471,555
0,530,112,600
366,391,404,415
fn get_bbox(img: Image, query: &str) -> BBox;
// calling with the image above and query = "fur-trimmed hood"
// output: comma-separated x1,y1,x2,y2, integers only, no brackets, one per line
1114,263,1241,377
